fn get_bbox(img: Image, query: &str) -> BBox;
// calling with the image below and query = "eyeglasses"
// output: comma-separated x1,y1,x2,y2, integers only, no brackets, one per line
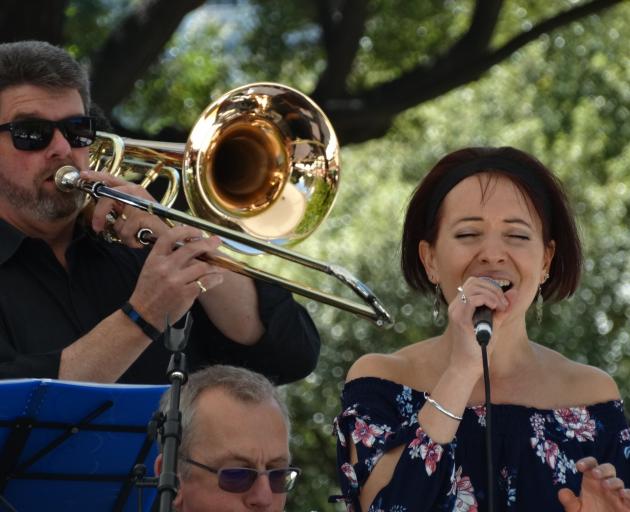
183,458,300,493
0,116,96,151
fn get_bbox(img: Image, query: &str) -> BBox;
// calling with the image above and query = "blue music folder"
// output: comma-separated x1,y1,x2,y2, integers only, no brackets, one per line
0,379,168,512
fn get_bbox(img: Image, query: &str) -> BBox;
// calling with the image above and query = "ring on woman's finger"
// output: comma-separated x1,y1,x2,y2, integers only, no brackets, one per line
457,286,467,304
120,212,128,221
105,212,117,225
196,280,207,293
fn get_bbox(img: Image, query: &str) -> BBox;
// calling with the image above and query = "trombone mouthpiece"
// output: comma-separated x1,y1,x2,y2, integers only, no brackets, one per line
55,165,81,192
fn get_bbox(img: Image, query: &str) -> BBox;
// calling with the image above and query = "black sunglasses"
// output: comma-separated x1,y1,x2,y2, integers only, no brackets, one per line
0,116,96,151
183,458,300,493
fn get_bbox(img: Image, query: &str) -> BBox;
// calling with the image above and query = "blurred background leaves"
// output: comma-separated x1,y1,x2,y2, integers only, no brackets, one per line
2,1,630,509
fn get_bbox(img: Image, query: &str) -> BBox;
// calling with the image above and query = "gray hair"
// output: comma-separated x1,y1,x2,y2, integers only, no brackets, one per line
159,365,290,474
0,40,90,113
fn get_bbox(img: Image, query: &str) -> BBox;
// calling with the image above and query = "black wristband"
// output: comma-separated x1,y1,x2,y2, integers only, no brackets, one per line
121,301,162,342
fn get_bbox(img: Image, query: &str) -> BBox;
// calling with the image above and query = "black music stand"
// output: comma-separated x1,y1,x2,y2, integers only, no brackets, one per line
0,378,167,512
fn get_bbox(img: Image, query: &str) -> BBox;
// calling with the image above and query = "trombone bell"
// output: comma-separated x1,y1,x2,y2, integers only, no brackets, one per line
183,83,339,245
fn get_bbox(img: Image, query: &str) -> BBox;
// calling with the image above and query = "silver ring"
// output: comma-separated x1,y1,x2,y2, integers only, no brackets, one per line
196,280,207,293
105,212,117,225
457,286,467,304
136,227,154,246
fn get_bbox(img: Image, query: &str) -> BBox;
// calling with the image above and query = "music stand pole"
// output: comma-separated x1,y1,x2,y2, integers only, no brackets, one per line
157,313,193,512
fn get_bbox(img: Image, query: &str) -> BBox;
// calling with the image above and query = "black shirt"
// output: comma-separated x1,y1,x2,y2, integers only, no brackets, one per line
0,219,320,384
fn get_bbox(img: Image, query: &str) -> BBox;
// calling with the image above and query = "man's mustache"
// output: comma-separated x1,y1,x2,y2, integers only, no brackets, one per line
38,161,77,185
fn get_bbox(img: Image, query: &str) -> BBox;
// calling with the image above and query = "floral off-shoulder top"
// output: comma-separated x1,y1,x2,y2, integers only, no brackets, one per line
333,377,630,512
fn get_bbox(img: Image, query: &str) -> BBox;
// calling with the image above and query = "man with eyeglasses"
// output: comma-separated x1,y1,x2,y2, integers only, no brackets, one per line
0,40,320,385
155,365,300,511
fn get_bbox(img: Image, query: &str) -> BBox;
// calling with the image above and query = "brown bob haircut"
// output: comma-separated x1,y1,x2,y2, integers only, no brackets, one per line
401,146,582,302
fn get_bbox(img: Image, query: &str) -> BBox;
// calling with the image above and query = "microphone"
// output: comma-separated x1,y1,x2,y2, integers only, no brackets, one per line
473,306,493,346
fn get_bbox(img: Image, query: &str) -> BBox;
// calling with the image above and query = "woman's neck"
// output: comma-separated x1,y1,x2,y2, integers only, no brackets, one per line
442,317,536,378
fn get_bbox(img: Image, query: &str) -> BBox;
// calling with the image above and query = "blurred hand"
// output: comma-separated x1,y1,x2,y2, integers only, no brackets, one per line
128,225,226,330
81,169,169,247
558,457,630,511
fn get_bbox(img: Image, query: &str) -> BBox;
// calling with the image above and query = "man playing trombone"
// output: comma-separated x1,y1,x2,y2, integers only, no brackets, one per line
0,40,320,385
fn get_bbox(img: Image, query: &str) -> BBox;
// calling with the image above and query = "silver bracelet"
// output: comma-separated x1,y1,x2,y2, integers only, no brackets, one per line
423,392,463,421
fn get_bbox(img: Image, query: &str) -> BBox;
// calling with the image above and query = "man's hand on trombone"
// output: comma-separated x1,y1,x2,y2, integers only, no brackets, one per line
82,169,173,248
129,225,227,331
79,169,228,330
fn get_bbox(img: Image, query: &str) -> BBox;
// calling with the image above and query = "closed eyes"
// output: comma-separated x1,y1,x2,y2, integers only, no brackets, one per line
453,233,531,241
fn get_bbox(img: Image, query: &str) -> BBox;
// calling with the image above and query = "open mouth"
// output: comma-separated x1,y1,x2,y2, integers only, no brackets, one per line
494,279,513,292
480,277,512,292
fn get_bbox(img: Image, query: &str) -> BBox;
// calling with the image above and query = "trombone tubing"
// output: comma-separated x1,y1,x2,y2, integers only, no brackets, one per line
57,168,392,326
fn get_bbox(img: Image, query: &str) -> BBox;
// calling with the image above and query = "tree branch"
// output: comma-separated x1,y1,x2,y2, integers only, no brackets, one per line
312,0,369,98
325,0,624,144
446,0,503,59
485,0,621,66
90,0,205,115
0,0,68,45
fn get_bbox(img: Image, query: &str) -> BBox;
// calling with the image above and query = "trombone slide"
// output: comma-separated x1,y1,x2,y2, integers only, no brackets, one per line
56,166,392,326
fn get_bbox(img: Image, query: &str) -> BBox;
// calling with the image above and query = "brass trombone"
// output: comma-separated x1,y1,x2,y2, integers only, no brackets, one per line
57,83,392,326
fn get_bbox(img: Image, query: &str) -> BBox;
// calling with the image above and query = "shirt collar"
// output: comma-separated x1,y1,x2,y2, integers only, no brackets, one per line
0,217,90,265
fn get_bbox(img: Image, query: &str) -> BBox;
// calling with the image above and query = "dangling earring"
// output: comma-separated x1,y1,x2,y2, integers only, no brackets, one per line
433,283,442,323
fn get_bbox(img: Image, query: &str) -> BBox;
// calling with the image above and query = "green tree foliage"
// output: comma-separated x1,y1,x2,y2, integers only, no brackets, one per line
261,6,630,510
119,23,232,133
5,1,629,509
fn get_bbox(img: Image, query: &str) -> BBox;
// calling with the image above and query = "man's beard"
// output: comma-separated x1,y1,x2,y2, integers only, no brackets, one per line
0,166,86,221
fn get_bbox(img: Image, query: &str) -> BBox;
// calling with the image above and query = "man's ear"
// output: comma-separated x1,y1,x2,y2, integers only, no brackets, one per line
419,240,438,283
154,453,163,476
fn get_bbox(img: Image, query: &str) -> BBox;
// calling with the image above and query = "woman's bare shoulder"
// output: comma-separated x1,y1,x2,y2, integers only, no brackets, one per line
345,352,409,383
345,339,438,384
536,344,620,405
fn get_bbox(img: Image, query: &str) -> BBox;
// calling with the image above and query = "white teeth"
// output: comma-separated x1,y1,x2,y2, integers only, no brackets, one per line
479,277,511,287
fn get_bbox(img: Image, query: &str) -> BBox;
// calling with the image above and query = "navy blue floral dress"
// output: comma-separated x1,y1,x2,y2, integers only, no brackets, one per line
334,377,630,512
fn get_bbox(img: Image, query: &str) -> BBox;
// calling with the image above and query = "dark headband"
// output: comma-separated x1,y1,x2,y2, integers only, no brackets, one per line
424,156,552,232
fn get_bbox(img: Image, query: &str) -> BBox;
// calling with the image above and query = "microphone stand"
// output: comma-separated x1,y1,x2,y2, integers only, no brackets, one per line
477,336,495,512
156,312,193,512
